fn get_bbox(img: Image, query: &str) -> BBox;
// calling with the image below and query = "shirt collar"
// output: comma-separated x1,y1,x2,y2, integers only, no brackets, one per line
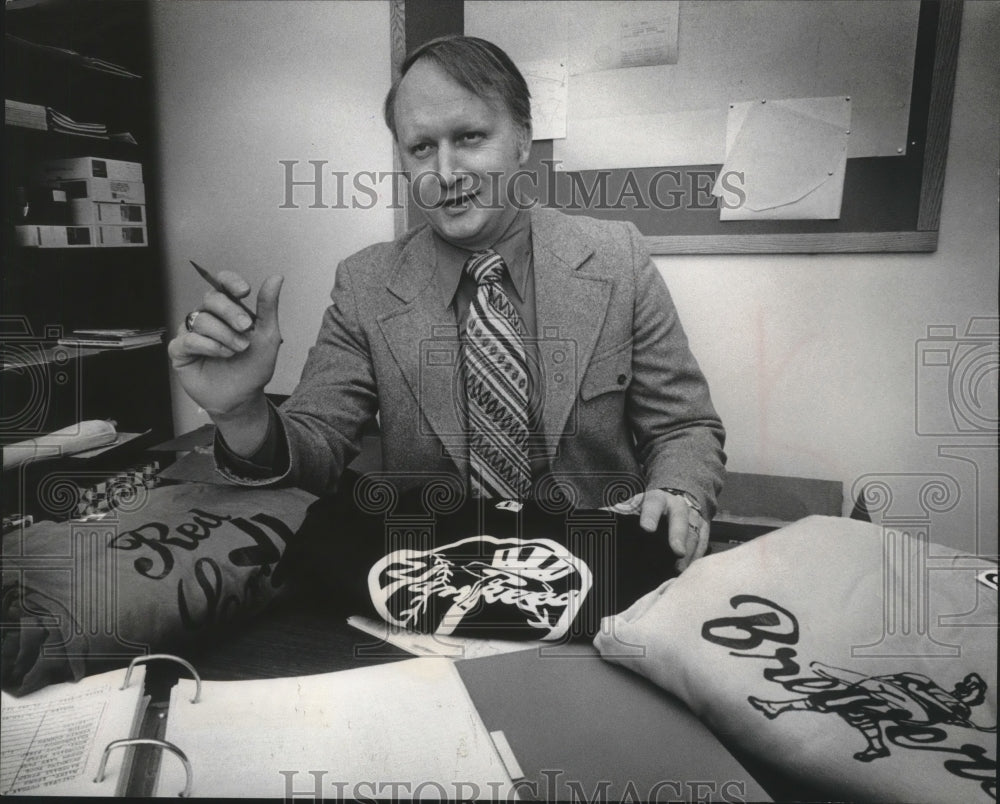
433,208,532,308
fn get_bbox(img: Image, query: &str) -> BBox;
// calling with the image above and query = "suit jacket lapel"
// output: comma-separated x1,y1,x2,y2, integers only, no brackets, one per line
377,228,468,472
377,209,615,474
530,208,612,458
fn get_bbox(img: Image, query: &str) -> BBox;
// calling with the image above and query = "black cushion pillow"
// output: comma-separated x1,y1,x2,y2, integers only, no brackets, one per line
280,475,681,641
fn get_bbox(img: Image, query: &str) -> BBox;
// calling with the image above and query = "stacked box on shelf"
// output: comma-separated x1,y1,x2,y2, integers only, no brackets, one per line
15,224,94,247
18,157,148,247
34,157,143,183
56,177,146,203
94,223,146,246
68,199,145,224
19,186,70,223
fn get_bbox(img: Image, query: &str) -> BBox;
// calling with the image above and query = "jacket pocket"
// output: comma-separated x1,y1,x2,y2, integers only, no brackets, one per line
580,339,633,401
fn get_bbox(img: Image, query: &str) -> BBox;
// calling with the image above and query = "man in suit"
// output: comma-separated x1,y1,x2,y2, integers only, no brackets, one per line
168,36,725,571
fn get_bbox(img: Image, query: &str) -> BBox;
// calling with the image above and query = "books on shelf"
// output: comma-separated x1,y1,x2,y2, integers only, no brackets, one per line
5,34,142,79
57,328,166,349
47,108,107,139
5,99,136,143
4,99,47,130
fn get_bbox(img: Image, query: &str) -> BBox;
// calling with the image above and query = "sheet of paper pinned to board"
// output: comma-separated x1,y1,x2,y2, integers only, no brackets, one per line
713,96,851,221
519,58,568,140
465,1,568,141
471,0,918,171
569,0,679,74
465,0,679,75
553,108,728,172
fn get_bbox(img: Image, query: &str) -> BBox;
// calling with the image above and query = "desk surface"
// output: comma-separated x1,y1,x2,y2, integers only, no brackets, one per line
86,429,824,800
143,592,828,802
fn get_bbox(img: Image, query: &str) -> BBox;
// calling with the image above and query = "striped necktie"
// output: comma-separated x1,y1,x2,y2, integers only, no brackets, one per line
462,249,531,500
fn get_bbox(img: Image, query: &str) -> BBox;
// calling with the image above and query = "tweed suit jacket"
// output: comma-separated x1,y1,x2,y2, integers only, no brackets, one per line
247,207,725,515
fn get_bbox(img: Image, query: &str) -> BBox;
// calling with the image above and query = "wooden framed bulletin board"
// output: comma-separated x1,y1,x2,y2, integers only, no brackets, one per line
390,0,962,255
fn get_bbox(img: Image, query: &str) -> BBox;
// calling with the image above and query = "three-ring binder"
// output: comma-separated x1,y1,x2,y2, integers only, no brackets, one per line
120,653,202,703
95,738,193,797
102,654,203,796
0,652,204,797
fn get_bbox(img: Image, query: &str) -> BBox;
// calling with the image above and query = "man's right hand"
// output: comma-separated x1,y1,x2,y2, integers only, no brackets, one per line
167,272,284,452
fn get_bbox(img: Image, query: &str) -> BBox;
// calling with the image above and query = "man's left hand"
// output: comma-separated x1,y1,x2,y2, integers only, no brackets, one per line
605,489,709,571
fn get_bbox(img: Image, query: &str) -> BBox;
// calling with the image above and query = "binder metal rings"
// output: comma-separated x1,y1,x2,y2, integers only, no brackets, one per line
121,653,202,703
94,738,193,797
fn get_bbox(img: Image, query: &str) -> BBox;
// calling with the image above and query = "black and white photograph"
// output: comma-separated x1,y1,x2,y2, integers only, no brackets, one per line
2,0,997,800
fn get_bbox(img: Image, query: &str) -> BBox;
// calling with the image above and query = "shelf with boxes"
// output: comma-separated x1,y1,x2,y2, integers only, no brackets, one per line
2,0,174,517
13,156,149,248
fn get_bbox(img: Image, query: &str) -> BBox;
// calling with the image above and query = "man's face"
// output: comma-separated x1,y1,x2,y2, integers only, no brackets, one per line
393,60,531,251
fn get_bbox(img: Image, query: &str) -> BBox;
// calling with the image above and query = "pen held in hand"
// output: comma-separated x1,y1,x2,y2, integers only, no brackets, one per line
190,260,257,328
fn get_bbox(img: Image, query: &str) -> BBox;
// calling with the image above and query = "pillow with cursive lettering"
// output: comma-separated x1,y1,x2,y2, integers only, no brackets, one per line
594,516,998,803
1,483,315,696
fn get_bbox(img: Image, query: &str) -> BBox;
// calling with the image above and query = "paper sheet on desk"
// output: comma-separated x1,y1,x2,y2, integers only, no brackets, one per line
69,430,150,459
714,97,851,220
155,659,515,799
347,615,544,660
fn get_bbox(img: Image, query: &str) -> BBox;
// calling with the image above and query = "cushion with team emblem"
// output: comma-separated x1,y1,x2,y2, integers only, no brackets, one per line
279,473,681,642
594,516,998,803
1,483,314,696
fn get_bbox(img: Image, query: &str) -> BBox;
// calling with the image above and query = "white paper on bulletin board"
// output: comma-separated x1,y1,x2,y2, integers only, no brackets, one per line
465,1,569,140
519,58,568,140
468,1,919,169
713,96,851,220
465,1,678,73
555,107,729,171
568,0,680,74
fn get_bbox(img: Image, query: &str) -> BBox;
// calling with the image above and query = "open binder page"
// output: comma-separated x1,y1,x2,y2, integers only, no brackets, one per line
156,658,515,798
1,665,147,797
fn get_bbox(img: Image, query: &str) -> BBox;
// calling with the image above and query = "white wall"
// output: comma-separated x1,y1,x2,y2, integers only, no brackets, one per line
152,1,997,554
150,0,394,423
660,1,999,554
